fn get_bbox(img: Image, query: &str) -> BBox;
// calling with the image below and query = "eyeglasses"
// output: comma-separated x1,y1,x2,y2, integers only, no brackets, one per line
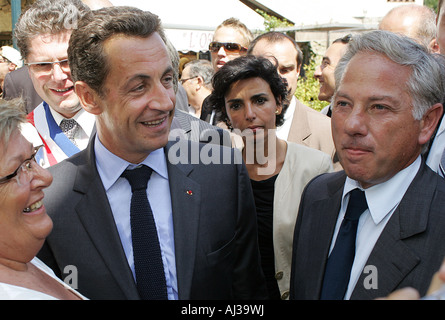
25,59,70,75
0,145,43,186
179,76,197,84
0,55,9,64
208,42,247,54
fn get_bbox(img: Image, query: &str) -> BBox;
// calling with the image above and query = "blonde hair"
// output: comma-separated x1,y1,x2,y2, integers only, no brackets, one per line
215,17,253,47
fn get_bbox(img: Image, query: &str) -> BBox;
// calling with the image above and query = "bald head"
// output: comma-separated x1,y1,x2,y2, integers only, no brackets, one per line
379,4,437,51
81,0,113,9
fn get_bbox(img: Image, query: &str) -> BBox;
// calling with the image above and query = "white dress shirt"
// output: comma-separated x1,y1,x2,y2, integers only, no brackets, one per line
50,107,95,150
94,136,178,300
426,115,445,176
330,156,421,299
276,96,296,141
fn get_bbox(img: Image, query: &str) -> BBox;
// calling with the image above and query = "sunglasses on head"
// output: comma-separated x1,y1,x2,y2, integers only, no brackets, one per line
208,42,247,53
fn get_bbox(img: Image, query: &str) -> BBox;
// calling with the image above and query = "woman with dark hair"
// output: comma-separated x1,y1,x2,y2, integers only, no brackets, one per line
208,55,333,299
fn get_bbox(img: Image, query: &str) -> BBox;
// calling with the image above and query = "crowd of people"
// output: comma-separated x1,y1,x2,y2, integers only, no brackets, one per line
1,0,445,301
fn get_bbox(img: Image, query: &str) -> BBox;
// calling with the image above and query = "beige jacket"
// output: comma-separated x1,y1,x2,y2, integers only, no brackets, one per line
273,142,333,299
287,99,341,170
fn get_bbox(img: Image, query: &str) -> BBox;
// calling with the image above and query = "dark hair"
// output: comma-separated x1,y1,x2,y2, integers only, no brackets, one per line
208,55,289,128
68,6,170,97
247,31,303,68
333,34,353,45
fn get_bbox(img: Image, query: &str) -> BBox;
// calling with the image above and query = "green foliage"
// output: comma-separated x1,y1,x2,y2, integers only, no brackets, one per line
257,9,328,111
256,9,293,31
424,0,438,13
296,57,330,112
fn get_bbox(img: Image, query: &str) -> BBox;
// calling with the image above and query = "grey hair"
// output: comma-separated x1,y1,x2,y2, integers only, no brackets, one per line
183,59,215,89
14,0,90,60
0,98,27,148
334,30,445,121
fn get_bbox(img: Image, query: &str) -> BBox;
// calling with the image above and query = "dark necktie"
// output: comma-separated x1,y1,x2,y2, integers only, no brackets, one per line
320,188,368,300
60,118,79,146
121,165,168,300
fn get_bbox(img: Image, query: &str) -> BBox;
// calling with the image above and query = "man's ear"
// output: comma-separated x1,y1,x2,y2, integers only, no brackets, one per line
419,103,443,145
8,63,17,72
429,38,440,53
75,81,102,115
196,76,204,90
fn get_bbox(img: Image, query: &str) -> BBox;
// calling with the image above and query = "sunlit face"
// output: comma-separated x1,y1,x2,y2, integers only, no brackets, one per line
0,55,15,87
0,129,53,262
250,39,300,98
211,26,248,71
27,31,80,118
314,42,348,102
225,77,282,144
331,52,429,189
89,33,176,164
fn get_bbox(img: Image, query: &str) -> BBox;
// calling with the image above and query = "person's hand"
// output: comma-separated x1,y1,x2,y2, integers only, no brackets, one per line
377,257,445,300
377,287,420,300
425,258,445,296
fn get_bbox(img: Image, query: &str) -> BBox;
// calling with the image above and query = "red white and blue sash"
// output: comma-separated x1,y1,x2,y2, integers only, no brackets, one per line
27,102,80,167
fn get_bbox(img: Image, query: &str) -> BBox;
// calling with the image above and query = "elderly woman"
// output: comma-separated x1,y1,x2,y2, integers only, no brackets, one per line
208,55,333,299
0,98,86,299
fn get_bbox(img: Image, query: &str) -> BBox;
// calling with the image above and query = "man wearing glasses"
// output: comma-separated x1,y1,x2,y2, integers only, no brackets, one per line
0,46,22,97
209,17,253,72
14,0,95,168
200,18,252,124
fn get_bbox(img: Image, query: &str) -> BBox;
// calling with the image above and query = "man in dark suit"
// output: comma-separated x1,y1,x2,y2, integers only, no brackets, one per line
38,6,266,300
290,30,445,300
2,66,43,114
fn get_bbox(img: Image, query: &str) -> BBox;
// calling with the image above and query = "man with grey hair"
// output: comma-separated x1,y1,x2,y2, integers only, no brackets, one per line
379,3,438,52
180,59,214,119
14,0,94,168
290,30,445,300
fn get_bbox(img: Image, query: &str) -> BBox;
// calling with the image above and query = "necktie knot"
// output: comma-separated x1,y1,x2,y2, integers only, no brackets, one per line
122,165,153,191
60,118,79,137
344,189,368,221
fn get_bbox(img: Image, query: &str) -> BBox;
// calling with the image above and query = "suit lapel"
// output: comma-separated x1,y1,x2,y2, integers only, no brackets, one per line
301,173,345,298
351,163,433,299
165,141,201,300
73,141,139,299
287,99,311,145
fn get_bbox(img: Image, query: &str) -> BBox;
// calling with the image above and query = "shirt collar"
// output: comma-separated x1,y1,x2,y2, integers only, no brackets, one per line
94,135,168,191
284,96,296,121
49,106,95,137
343,155,421,225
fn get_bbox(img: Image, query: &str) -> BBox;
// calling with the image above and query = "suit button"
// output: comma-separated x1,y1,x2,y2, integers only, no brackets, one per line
281,291,289,300
275,271,283,280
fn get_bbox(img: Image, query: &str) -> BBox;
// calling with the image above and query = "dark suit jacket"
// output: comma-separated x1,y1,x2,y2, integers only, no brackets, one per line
38,137,267,300
290,161,445,299
2,66,42,114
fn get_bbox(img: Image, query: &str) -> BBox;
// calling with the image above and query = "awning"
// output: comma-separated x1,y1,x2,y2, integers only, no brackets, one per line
110,0,265,52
